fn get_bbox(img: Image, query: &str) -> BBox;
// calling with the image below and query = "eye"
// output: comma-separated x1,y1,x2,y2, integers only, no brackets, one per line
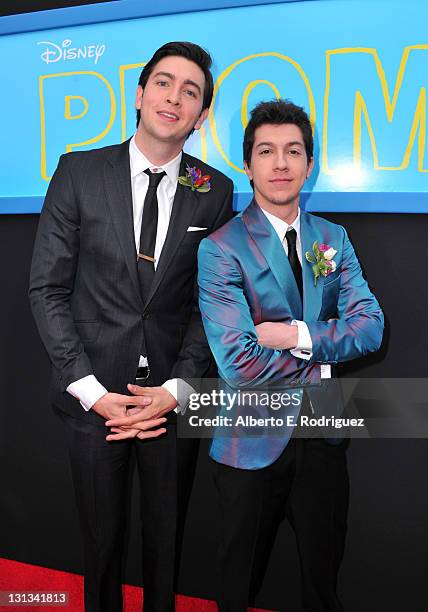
289,148,302,156
156,80,169,87
184,89,197,98
259,148,271,155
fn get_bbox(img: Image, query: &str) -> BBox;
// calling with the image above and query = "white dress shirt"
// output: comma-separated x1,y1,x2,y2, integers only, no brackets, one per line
67,135,192,410
129,135,181,265
260,207,330,378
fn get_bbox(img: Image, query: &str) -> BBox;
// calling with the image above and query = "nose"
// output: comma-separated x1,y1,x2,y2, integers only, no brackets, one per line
274,152,288,171
166,85,181,106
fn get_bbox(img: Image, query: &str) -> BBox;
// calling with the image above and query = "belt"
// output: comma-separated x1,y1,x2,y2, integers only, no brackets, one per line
135,365,150,384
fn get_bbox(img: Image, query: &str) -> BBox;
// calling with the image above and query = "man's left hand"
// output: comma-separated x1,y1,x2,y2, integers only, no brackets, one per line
105,385,178,440
255,322,298,350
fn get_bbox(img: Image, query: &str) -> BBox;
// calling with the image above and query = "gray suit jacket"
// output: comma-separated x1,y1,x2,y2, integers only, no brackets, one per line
29,139,234,424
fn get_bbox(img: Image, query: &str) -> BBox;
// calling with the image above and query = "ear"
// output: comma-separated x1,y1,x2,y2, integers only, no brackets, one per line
135,85,143,110
306,157,314,179
193,107,209,131
244,160,253,182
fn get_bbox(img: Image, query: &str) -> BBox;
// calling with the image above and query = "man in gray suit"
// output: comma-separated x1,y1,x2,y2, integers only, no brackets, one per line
29,41,233,611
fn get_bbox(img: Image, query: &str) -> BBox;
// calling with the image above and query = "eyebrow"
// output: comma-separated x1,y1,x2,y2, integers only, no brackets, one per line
152,71,202,95
255,140,304,148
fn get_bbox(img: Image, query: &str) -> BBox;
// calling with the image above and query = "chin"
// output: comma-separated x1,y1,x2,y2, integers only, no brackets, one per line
269,197,294,207
153,128,182,143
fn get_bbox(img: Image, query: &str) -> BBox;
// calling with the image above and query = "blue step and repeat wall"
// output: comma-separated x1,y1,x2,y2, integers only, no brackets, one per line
1,0,427,214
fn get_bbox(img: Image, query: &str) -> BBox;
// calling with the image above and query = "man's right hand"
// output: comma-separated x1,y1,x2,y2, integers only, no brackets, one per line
92,392,152,421
93,392,167,441
255,322,298,350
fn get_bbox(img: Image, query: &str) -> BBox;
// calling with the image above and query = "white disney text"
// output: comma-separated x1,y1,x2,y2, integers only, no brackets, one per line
38,39,106,65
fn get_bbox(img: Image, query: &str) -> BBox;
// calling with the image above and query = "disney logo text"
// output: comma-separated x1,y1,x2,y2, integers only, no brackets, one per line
38,39,106,65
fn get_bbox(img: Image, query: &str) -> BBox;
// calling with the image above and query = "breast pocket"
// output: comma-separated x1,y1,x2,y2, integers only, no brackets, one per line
180,230,209,250
320,275,341,319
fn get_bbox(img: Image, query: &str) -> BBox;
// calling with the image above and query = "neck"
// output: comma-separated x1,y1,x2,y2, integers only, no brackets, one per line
134,129,183,166
256,197,299,225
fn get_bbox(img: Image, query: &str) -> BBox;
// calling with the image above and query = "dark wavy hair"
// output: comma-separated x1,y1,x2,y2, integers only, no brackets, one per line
243,99,313,167
136,41,214,127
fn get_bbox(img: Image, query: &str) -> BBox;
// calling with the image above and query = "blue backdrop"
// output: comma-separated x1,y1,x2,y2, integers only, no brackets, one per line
1,0,427,213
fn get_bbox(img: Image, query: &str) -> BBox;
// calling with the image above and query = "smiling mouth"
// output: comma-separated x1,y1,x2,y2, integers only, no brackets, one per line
157,111,179,121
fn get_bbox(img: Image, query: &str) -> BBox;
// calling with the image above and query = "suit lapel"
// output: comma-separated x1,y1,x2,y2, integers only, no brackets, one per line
143,153,198,310
103,139,144,309
300,210,324,320
242,200,302,318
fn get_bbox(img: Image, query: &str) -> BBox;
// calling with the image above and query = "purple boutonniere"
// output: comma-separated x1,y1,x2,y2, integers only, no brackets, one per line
178,164,211,193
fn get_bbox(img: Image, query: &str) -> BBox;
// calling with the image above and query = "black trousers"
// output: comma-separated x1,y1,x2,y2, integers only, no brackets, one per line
57,409,198,612
213,438,349,612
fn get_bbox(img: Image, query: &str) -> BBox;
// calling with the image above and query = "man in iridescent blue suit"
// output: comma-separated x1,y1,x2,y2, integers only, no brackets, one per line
197,100,384,612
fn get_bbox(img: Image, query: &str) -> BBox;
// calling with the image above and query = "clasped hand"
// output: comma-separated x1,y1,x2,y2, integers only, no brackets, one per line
101,385,177,441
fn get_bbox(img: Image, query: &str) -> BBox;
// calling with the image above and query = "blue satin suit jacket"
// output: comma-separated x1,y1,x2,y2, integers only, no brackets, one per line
198,200,384,469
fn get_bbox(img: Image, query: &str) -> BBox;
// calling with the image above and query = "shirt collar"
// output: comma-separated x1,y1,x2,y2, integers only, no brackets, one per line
129,134,182,184
260,206,301,243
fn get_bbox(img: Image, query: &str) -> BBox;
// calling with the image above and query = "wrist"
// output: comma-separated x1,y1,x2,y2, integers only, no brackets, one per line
292,325,299,348
92,392,110,417
166,390,178,411
283,323,298,349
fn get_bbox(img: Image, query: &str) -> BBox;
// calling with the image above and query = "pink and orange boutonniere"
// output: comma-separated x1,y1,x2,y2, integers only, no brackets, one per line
178,165,211,193
305,241,337,286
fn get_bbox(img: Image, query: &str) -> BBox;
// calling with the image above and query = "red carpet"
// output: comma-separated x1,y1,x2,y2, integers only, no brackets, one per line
0,559,273,611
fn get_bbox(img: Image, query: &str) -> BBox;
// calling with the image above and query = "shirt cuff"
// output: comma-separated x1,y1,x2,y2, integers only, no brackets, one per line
290,320,312,361
66,375,108,411
162,378,195,415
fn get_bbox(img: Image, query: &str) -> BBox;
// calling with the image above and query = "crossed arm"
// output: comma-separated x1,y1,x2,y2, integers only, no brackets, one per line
253,228,384,362
196,227,383,388
196,237,320,389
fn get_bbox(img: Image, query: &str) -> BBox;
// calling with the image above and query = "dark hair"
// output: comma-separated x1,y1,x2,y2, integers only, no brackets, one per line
136,41,214,127
243,99,313,167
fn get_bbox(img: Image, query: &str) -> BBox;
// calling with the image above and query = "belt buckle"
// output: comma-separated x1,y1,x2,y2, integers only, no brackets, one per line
135,365,150,384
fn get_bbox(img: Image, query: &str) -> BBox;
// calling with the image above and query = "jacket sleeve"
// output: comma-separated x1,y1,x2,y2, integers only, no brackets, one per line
307,227,384,363
198,237,320,389
170,179,234,381
28,154,94,391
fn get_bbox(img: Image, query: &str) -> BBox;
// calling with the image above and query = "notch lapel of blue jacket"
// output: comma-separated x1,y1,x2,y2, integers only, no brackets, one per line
300,210,325,321
103,139,144,310
242,199,302,319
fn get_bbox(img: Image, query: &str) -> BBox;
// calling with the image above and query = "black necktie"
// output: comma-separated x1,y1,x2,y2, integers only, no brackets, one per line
285,227,303,301
137,169,166,302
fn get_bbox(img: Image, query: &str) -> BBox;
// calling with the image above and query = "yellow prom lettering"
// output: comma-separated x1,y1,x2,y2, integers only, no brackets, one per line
119,62,145,142
39,71,116,181
241,80,281,128
209,53,316,174
323,46,428,175
64,95,89,120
